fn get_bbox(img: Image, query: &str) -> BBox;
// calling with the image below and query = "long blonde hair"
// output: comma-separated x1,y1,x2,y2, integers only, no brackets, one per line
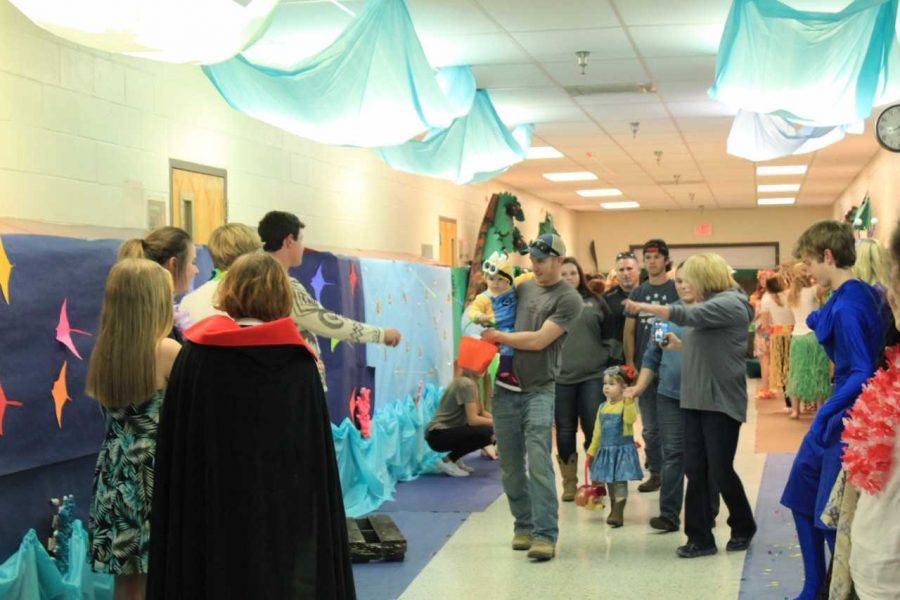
852,238,890,287
86,259,174,409
787,262,813,307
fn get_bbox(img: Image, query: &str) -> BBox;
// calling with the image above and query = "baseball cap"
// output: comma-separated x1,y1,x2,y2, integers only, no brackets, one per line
642,238,669,257
528,233,566,259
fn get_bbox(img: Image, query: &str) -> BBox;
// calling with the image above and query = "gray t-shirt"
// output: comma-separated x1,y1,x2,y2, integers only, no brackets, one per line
427,377,478,431
627,279,678,369
512,279,583,392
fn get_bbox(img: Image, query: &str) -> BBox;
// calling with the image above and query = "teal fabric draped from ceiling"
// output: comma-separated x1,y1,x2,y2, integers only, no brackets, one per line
374,90,533,184
333,384,444,518
203,0,476,147
0,522,112,600
727,109,864,161
711,0,900,126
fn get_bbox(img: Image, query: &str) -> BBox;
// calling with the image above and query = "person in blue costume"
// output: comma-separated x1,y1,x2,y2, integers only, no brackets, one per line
468,251,522,390
780,221,885,600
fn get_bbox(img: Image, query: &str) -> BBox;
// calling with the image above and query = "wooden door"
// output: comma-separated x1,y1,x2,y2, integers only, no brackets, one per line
439,217,457,266
169,161,226,244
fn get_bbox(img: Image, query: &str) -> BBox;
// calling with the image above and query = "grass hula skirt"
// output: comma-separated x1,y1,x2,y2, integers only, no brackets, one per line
786,332,832,405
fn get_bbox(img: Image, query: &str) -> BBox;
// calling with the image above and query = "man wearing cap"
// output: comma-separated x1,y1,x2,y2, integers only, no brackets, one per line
604,250,642,350
481,233,582,562
624,239,678,493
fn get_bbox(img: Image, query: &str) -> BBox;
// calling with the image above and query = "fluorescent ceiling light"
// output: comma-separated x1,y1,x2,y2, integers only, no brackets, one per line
543,171,597,182
757,197,795,205
758,183,801,192
756,165,808,176
601,201,640,209
577,188,622,197
527,146,564,159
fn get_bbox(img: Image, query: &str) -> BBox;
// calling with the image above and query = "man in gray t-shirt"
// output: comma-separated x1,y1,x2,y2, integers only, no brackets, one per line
481,233,582,561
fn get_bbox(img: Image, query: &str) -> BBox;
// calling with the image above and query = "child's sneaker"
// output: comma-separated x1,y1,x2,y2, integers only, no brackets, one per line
495,371,522,392
456,459,474,473
437,459,469,477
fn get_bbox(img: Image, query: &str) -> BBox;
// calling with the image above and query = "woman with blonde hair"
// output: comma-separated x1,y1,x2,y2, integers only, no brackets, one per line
118,226,199,340
87,259,181,600
624,253,757,559
147,253,356,599
785,262,831,417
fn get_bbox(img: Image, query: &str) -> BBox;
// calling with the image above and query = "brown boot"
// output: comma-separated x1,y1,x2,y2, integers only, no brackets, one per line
557,454,578,502
607,488,626,528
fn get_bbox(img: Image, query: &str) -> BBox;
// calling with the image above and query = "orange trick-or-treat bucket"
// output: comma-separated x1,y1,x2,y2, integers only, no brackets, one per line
457,336,499,375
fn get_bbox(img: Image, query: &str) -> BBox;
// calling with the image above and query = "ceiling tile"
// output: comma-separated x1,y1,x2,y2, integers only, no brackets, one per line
511,28,635,62
473,63,558,88
656,80,715,102
630,24,724,58
582,101,669,121
476,0,619,31
407,0,503,34
420,32,530,66
616,0,732,26
666,100,737,118
542,59,648,86
644,56,718,81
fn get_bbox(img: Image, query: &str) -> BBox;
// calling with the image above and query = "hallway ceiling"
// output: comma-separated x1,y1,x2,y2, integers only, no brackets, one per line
288,0,882,211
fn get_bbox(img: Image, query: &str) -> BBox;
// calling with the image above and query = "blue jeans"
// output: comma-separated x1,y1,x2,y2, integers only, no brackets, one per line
493,387,558,544
657,394,685,525
554,378,603,460
638,379,661,475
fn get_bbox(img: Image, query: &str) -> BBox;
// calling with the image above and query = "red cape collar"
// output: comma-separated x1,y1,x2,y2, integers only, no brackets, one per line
184,315,316,356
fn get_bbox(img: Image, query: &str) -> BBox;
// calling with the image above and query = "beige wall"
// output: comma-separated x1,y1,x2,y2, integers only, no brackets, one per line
0,1,574,259
832,149,900,245
573,206,833,273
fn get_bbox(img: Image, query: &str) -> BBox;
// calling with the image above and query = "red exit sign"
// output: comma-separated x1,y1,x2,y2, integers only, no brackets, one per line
694,223,712,236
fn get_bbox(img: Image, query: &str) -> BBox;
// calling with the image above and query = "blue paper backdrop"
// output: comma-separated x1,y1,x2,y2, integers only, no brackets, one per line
360,259,454,409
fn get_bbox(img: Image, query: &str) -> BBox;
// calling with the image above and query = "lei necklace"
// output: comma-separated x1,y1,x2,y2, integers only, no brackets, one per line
842,345,900,493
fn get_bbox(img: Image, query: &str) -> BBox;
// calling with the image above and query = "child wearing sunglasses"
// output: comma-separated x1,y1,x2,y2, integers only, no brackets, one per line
467,251,523,391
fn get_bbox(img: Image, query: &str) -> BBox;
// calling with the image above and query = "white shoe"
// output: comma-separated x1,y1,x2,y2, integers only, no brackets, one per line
456,459,474,473
437,459,469,477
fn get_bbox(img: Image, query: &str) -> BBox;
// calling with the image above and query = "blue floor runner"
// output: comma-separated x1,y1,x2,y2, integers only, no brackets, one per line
740,453,804,599
379,453,503,513
352,511,469,600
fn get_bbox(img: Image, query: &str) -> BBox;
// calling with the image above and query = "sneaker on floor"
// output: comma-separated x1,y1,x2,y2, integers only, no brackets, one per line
495,372,522,392
455,458,474,473
526,539,555,561
676,543,717,558
511,533,533,551
437,459,469,477
649,515,679,532
638,474,661,493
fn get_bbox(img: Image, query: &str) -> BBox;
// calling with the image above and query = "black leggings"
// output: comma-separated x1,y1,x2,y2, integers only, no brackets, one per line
426,425,494,462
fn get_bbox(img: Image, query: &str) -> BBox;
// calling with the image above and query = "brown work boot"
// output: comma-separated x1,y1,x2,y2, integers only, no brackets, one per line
526,538,556,561
511,533,533,551
557,454,578,502
638,474,661,493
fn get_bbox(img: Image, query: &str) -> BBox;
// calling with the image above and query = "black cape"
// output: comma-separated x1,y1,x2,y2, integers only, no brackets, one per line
147,316,356,599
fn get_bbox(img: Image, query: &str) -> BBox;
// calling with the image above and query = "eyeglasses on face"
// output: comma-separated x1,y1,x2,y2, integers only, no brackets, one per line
529,239,560,256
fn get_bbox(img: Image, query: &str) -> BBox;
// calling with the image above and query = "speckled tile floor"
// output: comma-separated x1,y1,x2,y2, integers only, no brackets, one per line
398,382,768,600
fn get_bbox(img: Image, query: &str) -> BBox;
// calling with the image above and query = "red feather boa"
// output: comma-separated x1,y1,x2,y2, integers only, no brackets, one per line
842,345,900,493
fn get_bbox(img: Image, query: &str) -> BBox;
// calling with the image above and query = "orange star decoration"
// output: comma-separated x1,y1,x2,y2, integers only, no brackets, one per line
0,233,13,304
51,361,72,429
0,380,23,436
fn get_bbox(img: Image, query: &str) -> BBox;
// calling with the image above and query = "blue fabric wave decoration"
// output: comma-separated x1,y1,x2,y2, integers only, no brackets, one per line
375,90,533,184
0,521,112,599
711,0,900,126
202,0,476,146
726,109,865,161
333,385,444,517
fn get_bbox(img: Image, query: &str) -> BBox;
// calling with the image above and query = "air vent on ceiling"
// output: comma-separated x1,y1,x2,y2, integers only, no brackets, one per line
564,82,657,97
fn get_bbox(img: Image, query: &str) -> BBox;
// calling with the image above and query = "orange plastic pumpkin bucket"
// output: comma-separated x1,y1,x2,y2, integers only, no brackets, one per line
457,335,499,375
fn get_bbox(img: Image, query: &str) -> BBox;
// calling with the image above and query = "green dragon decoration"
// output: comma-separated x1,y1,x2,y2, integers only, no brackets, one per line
465,192,527,303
